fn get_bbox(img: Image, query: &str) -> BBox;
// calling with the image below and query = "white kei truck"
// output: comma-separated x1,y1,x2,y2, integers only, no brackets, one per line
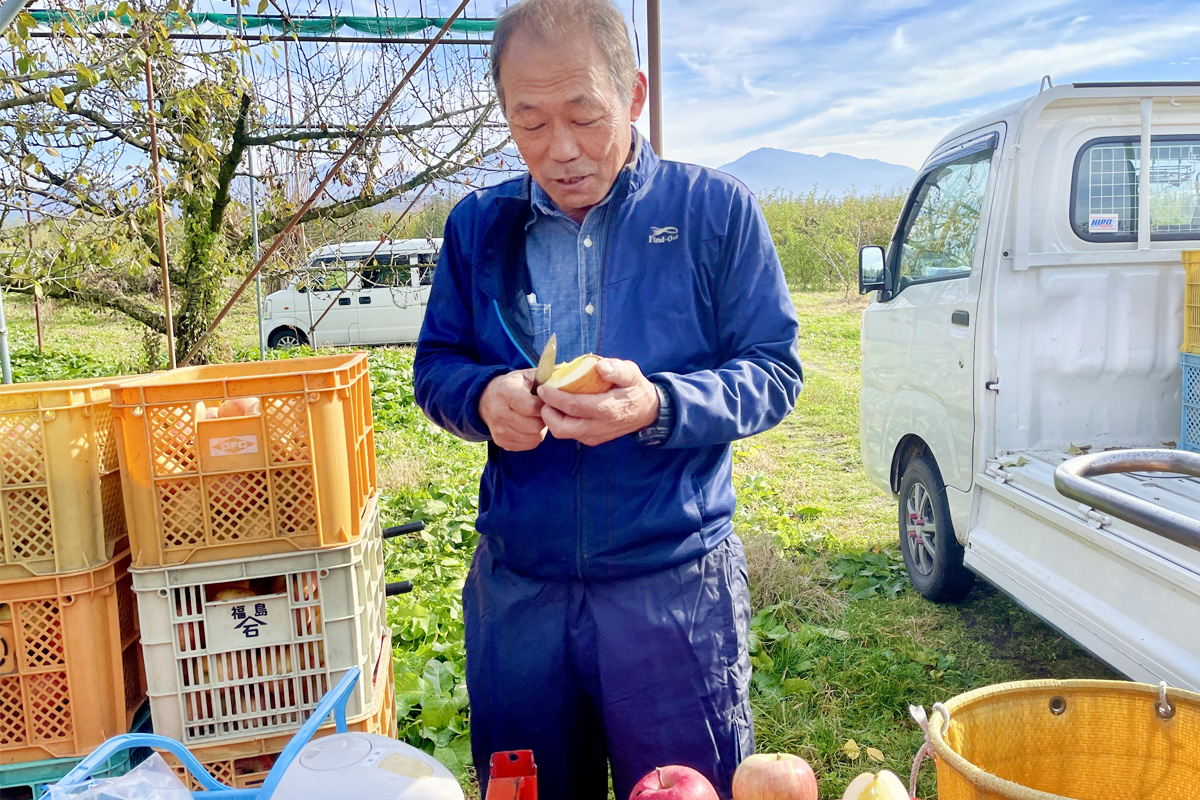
857,81,1200,692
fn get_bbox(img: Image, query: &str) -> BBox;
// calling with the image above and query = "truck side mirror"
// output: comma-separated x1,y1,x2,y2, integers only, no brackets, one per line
859,246,887,295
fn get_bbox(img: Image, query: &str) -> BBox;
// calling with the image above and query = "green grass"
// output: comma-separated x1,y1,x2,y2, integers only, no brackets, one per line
1,288,1114,798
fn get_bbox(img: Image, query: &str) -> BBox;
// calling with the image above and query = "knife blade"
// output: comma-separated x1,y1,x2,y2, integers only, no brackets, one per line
531,333,557,394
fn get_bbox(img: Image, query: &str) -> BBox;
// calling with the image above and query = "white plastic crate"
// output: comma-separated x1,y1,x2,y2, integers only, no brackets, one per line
131,496,386,746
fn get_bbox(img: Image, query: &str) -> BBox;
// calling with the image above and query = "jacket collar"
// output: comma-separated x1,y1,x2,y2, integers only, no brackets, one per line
477,128,659,355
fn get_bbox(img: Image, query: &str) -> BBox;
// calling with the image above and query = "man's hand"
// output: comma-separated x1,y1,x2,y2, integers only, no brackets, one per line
537,359,659,447
479,369,547,451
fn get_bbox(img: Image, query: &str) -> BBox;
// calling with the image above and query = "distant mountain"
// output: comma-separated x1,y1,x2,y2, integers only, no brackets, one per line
718,148,916,197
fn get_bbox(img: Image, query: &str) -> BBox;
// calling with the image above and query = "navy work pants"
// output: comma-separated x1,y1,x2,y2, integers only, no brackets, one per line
463,534,755,800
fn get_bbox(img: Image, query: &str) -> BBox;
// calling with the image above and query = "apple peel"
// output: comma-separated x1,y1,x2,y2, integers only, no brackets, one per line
841,770,910,800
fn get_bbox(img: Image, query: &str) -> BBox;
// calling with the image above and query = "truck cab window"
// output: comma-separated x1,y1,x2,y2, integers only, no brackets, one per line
1072,136,1200,242
896,148,993,289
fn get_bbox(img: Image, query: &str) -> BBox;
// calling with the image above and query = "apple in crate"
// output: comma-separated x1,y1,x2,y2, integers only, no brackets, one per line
630,766,719,799
732,754,818,800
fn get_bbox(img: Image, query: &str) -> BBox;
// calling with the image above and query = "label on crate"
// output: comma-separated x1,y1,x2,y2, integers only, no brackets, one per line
208,435,260,457
204,595,291,652
1088,214,1119,233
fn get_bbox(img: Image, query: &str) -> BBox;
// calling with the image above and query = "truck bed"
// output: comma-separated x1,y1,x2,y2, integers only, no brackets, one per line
966,447,1200,690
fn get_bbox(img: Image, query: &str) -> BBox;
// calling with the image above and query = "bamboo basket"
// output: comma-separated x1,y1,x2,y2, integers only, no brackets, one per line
928,679,1200,799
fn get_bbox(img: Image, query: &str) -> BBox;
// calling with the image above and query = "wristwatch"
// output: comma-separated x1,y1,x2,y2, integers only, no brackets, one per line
634,381,675,446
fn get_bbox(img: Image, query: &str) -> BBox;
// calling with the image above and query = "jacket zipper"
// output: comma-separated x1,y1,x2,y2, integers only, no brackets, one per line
492,298,536,367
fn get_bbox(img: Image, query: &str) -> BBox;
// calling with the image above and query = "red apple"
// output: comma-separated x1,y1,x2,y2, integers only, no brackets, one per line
732,753,818,800
630,766,720,800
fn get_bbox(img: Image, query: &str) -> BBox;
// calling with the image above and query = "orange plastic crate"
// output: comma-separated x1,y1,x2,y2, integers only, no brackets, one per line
109,354,377,568
0,377,126,580
1184,251,1200,354
163,640,396,790
0,551,147,762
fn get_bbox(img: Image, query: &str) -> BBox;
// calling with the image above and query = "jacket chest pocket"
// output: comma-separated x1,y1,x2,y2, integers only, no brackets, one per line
528,302,552,356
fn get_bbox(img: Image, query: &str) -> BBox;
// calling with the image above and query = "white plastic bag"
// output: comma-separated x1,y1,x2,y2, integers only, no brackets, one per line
47,753,191,800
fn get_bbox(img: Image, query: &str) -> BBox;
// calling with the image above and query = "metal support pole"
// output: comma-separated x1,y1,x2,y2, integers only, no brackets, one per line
1,3,28,380
24,190,41,354
646,0,662,156
145,55,177,368
236,2,267,360
0,0,31,33
0,290,12,384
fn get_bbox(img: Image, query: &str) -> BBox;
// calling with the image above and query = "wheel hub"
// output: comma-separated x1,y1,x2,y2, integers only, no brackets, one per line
905,486,938,576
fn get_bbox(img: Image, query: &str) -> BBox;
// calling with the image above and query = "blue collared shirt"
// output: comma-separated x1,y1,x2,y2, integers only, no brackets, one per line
525,146,637,361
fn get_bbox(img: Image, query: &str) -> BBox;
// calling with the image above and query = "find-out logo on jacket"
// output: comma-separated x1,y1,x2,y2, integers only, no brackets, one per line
648,226,679,244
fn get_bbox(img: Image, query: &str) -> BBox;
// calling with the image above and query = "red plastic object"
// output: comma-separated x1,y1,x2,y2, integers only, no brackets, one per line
486,750,537,800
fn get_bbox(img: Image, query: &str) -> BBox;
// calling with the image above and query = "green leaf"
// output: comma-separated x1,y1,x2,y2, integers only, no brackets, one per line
44,146,59,157
20,154,36,171
183,133,203,150
422,658,456,694
49,86,67,111
257,0,269,11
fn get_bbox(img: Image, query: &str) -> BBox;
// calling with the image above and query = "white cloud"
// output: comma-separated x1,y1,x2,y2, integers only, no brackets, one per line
651,0,1200,167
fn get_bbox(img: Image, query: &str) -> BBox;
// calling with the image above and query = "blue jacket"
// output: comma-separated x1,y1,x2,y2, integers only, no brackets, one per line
414,144,802,580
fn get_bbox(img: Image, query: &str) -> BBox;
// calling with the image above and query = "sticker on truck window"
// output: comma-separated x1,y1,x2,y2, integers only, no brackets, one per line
1089,214,1119,233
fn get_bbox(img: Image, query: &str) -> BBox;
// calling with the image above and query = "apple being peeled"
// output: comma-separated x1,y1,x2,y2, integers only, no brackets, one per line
732,753,818,800
630,766,719,800
544,354,614,394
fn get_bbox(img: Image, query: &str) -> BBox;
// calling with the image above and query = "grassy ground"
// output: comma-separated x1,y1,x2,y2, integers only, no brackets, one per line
2,288,1113,797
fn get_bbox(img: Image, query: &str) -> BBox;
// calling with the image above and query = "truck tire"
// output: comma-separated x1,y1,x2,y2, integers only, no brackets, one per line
268,327,308,349
897,454,975,603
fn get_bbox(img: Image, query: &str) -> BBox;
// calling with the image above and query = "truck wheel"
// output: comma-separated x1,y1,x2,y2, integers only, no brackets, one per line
268,327,307,349
897,455,975,603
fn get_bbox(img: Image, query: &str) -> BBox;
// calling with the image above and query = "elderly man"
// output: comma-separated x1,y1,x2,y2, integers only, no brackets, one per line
413,0,802,796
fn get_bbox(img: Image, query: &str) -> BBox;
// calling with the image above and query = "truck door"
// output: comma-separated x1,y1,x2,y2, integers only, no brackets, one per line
863,129,1002,492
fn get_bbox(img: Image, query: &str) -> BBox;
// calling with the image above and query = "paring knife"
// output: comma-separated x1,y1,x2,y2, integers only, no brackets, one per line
530,333,557,394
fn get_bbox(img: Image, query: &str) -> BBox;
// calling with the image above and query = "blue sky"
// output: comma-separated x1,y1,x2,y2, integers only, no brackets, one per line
206,0,1199,169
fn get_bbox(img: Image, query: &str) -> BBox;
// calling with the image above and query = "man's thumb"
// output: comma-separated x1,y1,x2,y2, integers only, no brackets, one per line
596,358,637,387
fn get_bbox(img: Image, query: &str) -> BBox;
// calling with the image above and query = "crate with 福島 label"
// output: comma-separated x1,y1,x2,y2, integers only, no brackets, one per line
159,636,396,791
108,353,377,568
130,496,387,747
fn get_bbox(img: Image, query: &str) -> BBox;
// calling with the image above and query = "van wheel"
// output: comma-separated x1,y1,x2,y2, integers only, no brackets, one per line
268,328,307,349
898,455,975,603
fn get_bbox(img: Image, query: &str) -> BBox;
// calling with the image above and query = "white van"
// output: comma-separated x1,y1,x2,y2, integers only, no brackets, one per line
261,238,442,348
857,81,1200,690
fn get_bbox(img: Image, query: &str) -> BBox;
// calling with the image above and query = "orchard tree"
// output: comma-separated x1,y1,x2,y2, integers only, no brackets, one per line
0,1,506,360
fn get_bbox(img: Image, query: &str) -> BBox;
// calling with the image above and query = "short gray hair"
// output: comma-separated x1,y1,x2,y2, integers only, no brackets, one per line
490,0,639,110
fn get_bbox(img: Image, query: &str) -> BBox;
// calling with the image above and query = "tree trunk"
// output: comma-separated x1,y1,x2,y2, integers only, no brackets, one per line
173,191,226,365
